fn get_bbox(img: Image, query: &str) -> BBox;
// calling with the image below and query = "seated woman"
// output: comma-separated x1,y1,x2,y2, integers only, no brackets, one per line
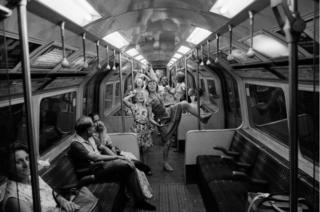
88,113,152,175
3,143,80,212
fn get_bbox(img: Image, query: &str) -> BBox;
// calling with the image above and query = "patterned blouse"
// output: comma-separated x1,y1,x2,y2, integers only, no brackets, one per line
3,177,58,212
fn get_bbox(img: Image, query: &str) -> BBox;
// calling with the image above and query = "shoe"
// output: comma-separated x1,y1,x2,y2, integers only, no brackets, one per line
135,201,156,210
163,162,174,172
200,113,212,124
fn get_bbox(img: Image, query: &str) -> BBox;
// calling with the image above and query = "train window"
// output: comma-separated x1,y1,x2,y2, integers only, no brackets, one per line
0,102,27,174
114,82,121,106
224,73,242,127
246,84,288,144
297,90,319,163
104,83,113,115
0,103,28,147
83,75,98,115
39,92,76,154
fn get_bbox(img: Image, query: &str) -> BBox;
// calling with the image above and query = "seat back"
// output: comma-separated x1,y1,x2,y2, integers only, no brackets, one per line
108,133,140,160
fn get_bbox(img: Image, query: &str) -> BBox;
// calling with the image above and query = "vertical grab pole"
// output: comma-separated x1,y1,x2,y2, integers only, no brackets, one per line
119,53,125,132
275,0,305,211
184,56,188,100
196,49,201,130
17,0,41,211
131,58,134,91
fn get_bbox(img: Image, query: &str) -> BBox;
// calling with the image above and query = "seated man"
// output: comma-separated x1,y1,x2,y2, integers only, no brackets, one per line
88,113,152,175
69,116,156,210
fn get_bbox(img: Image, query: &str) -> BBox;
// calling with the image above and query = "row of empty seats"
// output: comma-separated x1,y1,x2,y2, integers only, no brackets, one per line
186,129,318,212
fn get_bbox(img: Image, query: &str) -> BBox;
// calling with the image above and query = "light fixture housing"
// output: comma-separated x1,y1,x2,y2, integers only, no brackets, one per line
126,48,139,57
246,33,289,58
209,0,255,18
103,31,129,49
38,0,101,26
173,53,183,59
177,45,191,54
186,27,212,45
134,55,144,61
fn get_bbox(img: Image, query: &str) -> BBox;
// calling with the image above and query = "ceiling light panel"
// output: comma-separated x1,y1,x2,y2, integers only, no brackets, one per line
125,48,139,57
38,0,101,26
186,27,212,45
173,53,183,59
250,34,289,58
103,31,129,49
177,46,191,54
134,55,144,61
209,0,255,18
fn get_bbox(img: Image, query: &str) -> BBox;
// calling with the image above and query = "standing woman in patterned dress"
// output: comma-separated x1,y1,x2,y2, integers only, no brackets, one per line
123,90,161,161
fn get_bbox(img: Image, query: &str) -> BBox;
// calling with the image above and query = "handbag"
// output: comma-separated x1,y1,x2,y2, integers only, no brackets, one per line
247,192,310,212
54,186,100,212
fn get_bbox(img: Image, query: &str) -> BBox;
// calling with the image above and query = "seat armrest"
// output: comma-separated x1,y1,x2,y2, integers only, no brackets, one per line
220,155,234,160
232,171,249,180
213,146,240,157
250,178,268,186
236,162,252,169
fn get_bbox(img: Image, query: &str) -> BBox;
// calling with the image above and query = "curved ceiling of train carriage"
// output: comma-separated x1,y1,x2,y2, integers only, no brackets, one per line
84,0,230,66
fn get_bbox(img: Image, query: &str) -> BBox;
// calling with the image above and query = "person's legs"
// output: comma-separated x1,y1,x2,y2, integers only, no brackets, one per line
94,159,155,210
132,159,152,175
162,138,174,171
179,101,212,123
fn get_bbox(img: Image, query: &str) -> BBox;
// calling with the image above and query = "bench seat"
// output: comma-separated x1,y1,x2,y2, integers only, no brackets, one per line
41,149,125,212
196,130,317,212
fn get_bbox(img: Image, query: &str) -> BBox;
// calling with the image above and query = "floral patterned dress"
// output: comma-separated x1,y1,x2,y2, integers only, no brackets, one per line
129,104,153,151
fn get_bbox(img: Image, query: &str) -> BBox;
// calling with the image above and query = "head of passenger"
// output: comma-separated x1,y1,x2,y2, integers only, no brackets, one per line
134,91,146,104
188,88,196,102
7,143,30,183
89,113,100,126
176,72,185,83
75,116,95,138
160,76,168,86
146,80,158,93
135,77,144,89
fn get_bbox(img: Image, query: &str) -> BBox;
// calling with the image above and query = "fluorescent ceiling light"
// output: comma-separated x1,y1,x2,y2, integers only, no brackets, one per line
173,53,183,59
186,27,212,45
141,59,147,64
103,31,129,49
38,0,101,26
125,48,139,57
209,0,255,18
177,46,191,54
134,55,144,61
170,58,177,62
250,34,289,58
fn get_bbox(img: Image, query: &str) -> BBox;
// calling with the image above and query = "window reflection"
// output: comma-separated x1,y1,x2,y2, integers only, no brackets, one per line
39,92,76,154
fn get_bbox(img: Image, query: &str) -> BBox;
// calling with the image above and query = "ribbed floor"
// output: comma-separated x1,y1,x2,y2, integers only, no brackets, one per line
123,134,206,212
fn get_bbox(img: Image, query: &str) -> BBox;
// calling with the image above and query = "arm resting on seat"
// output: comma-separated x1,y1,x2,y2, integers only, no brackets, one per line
213,146,240,157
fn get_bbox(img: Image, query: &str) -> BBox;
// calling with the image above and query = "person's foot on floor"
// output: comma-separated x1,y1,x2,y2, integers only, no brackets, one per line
135,201,156,210
200,112,212,124
163,162,174,172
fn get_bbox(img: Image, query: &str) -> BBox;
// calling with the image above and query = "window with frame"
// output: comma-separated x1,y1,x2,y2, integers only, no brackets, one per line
39,92,76,154
223,72,242,128
297,90,319,164
0,102,27,175
104,83,113,116
246,84,288,143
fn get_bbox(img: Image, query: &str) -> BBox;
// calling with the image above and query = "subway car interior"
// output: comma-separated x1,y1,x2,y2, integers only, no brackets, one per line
0,0,319,211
